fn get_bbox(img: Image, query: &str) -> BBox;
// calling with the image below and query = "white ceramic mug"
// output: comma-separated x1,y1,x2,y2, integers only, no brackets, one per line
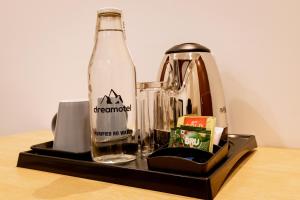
51,100,91,153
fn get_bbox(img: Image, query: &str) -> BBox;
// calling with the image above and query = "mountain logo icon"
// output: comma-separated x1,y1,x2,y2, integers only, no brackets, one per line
100,89,123,105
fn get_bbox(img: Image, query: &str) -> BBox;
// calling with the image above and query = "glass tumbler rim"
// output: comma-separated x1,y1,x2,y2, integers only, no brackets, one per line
136,81,168,90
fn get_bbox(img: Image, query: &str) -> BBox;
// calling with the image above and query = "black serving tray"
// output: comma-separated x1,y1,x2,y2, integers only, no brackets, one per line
147,142,229,176
17,134,257,200
31,141,91,160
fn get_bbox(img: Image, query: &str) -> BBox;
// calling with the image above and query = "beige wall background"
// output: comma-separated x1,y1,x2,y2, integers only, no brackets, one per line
0,0,299,148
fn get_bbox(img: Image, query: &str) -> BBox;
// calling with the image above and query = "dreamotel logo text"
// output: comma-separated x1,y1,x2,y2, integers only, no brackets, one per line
94,89,131,113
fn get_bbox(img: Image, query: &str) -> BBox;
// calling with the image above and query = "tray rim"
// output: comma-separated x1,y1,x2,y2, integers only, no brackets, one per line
17,134,257,200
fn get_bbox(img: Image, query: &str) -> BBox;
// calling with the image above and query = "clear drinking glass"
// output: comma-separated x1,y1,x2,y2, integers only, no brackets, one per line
137,82,174,156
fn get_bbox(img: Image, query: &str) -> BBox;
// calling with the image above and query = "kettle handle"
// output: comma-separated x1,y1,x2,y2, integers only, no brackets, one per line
159,56,170,82
195,56,213,116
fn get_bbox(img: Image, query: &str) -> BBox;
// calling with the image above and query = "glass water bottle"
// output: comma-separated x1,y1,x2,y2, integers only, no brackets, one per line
88,9,138,164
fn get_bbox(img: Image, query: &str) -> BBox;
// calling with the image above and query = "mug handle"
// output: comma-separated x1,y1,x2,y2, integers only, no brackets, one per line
51,113,57,134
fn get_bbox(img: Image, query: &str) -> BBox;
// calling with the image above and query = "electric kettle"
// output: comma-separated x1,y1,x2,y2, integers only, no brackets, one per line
158,43,228,135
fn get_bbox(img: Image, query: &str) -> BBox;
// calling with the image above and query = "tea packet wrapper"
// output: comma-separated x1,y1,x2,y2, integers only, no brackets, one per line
169,126,213,152
169,116,216,152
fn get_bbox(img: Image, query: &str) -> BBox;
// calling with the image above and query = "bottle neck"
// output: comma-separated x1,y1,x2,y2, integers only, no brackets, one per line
96,31,125,48
93,13,129,60
95,14,126,44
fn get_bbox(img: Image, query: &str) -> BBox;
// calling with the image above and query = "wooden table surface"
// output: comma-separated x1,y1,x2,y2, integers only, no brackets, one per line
0,131,299,200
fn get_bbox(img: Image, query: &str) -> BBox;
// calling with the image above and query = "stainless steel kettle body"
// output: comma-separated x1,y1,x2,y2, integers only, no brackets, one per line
158,43,228,133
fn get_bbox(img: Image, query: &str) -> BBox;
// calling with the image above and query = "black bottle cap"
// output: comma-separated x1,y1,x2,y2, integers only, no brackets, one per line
165,43,210,54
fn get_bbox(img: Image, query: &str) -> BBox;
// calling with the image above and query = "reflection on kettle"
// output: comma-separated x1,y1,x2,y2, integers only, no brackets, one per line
158,43,228,136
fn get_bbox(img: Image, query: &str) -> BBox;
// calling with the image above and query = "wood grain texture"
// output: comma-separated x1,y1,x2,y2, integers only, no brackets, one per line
0,131,299,200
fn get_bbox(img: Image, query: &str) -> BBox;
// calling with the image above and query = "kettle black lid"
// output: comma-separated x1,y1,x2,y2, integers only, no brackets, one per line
165,43,210,54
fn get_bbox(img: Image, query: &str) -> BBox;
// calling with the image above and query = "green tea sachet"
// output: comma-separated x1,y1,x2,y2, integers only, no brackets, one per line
169,116,216,152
